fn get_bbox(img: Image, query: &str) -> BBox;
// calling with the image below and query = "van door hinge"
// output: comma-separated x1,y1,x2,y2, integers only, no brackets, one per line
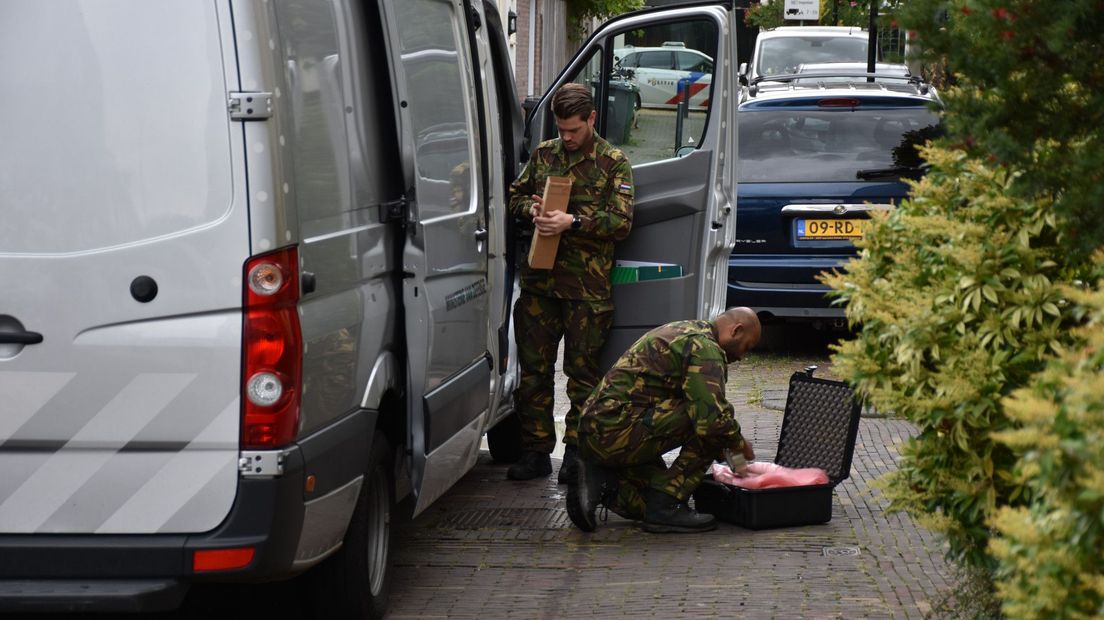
379,195,410,224
228,91,273,121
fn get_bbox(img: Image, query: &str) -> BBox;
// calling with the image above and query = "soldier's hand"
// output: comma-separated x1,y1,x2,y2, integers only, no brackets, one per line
533,210,572,236
528,194,544,219
742,440,755,461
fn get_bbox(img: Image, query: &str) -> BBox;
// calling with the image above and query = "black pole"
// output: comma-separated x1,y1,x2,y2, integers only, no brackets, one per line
833,0,839,25
866,0,879,82
674,78,688,151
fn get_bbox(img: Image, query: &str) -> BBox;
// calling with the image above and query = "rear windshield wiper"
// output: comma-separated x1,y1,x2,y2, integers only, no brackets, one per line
856,166,923,180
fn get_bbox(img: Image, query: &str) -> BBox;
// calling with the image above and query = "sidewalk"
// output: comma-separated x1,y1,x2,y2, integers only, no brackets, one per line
384,356,954,619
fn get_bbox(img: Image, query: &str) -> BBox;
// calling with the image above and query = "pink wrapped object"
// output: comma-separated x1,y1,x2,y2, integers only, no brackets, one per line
709,462,829,489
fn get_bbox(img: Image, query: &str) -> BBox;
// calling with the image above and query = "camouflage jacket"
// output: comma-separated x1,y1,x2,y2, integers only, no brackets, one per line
582,320,746,453
509,135,633,301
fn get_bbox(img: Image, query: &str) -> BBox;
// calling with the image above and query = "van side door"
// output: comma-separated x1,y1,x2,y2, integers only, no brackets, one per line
378,0,493,513
526,5,737,370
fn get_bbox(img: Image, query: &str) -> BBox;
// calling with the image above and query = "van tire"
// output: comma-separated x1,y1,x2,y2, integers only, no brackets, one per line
487,411,523,463
307,436,393,619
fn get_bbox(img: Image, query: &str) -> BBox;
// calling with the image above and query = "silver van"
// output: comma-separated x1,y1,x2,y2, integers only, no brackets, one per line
0,0,738,616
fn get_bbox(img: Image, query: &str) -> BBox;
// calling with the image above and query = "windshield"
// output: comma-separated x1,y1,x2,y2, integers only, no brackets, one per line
738,107,942,183
756,37,868,77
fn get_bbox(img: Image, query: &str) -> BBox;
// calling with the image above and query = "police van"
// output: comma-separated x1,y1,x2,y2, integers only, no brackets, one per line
0,0,738,615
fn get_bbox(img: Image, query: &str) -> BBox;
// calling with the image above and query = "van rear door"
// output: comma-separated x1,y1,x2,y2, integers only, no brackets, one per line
526,4,738,370
0,1,247,534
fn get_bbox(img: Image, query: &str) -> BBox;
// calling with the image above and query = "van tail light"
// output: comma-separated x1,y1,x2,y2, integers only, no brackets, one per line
241,246,302,449
193,547,256,572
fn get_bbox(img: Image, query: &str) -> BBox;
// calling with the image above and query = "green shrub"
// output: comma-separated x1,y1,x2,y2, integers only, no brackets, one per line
823,147,1076,569
825,0,1104,614
989,268,1104,619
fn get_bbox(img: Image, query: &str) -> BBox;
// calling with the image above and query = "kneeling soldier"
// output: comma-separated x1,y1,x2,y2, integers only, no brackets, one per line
567,307,761,533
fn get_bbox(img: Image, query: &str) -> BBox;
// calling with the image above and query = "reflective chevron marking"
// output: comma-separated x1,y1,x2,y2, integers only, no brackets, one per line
0,373,195,532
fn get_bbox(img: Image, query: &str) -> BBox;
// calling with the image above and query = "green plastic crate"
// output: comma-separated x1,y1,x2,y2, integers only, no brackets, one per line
611,261,682,284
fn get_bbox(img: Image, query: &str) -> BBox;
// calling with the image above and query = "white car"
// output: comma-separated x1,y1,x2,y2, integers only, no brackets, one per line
742,26,872,84
615,43,713,110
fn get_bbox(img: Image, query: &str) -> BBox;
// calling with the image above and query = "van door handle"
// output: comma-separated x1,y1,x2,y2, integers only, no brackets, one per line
474,228,488,241
0,330,43,345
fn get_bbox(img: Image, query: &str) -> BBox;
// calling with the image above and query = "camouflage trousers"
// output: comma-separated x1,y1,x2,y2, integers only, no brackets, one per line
513,291,613,453
578,400,724,519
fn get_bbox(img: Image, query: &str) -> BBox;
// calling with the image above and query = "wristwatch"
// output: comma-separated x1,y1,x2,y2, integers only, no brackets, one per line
571,214,582,230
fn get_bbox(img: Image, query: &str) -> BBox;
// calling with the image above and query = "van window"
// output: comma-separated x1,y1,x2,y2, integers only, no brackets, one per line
599,19,719,166
0,2,232,255
393,0,479,220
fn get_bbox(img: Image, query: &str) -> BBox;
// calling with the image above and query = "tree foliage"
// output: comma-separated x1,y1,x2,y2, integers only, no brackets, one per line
898,0,1104,258
824,0,1104,615
567,0,645,41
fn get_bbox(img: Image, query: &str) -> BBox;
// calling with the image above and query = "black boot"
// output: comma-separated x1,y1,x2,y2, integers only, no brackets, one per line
506,451,552,481
557,444,579,484
643,488,716,533
566,456,617,532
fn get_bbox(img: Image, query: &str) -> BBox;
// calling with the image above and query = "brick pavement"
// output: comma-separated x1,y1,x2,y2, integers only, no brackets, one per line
384,353,954,620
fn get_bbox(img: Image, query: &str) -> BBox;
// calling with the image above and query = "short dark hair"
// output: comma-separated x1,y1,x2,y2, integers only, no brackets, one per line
551,83,594,121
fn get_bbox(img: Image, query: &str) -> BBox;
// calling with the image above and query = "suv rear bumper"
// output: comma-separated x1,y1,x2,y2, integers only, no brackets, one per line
726,254,847,318
0,409,376,613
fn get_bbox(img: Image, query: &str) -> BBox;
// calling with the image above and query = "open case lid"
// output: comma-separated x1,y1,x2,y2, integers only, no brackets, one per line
774,368,862,485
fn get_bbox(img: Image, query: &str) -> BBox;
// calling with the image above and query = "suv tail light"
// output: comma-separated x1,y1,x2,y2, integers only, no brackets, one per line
818,98,861,108
241,246,302,449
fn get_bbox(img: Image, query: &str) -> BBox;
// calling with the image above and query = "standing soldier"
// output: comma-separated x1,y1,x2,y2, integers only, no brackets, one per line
567,308,761,533
505,83,634,482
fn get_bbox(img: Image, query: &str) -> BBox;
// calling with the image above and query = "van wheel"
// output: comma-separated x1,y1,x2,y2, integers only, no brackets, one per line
487,411,523,463
307,436,393,619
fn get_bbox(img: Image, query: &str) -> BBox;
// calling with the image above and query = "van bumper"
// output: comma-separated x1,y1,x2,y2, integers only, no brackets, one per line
0,409,376,613
0,579,188,613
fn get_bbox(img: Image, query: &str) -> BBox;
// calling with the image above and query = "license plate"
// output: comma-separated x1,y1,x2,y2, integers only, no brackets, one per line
797,218,863,240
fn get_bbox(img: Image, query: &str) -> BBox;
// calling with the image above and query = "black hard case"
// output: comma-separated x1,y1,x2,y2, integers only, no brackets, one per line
692,369,862,529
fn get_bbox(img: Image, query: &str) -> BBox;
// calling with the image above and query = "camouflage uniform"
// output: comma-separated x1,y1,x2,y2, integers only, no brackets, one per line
510,134,633,453
577,320,748,519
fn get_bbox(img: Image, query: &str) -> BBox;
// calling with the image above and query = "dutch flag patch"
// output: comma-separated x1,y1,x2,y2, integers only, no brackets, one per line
618,182,633,193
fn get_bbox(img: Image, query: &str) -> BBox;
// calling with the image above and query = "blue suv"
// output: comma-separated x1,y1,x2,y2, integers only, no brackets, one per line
730,71,942,325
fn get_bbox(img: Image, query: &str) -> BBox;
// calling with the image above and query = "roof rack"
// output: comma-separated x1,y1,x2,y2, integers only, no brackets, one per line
747,72,932,98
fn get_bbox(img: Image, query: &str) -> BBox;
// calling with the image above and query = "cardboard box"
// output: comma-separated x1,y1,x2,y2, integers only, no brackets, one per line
527,176,572,270
692,369,862,529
